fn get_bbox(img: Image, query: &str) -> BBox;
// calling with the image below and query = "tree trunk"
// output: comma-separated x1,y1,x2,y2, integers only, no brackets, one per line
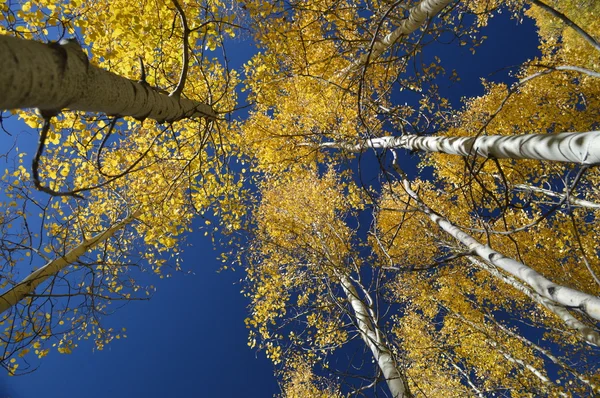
322,131,600,165
344,0,453,74
0,211,140,315
448,309,562,394
399,179,600,323
468,257,600,346
0,35,215,121
339,275,411,398
475,305,599,392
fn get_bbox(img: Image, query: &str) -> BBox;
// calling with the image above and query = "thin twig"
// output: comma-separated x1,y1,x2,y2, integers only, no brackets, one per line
32,113,84,199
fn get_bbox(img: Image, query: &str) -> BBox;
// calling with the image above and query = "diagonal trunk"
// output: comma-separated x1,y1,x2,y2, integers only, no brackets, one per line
449,309,563,394
0,211,140,315
474,303,599,392
399,178,600,325
0,35,215,121
344,0,453,74
339,275,411,398
321,131,600,165
468,257,600,346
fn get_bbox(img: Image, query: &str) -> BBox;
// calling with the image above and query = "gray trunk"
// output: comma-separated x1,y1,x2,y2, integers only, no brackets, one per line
0,35,215,121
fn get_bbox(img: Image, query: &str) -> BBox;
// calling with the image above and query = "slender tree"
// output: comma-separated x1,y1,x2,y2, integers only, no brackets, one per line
234,0,600,395
318,130,600,165
241,169,411,397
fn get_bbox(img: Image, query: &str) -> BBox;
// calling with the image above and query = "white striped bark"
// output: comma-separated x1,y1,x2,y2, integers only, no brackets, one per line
468,257,600,346
514,184,600,209
0,35,215,121
0,211,140,315
339,276,410,398
322,131,600,165
400,180,600,323
344,0,453,74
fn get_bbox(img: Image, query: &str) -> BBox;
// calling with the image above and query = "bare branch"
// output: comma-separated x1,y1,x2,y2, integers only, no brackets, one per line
169,0,190,98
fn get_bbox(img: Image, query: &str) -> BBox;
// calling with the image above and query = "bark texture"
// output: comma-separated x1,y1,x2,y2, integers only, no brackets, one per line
323,131,600,165
399,179,600,326
0,35,215,121
340,276,410,398
469,257,600,346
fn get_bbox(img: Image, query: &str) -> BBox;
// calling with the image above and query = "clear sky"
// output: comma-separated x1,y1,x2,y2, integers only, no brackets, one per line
0,10,541,398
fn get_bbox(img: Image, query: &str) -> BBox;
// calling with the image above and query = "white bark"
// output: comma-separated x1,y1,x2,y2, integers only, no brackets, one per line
399,180,600,323
468,257,600,346
0,35,215,121
442,354,484,398
344,0,453,74
0,211,140,314
322,131,600,165
514,184,600,209
339,276,410,398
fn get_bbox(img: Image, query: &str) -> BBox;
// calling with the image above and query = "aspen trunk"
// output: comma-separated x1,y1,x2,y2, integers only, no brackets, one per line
322,131,600,165
339,276,410,398
0,35,215,121
344,0,453,73
0,211,140,314
494,343,554,388
449,310,562,393
468,257,600,346
444,354,485,398
370,0,452,58
399,180,600,322
476,306,599,392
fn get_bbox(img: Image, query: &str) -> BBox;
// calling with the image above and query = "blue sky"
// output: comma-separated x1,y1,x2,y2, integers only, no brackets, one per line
0,10,541,398
0,229,279,397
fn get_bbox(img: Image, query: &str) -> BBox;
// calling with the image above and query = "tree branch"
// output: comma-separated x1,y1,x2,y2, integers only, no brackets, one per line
531,0,600,52
169,0,190,98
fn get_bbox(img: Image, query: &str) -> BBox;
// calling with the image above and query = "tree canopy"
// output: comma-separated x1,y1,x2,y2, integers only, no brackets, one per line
1,0,599,396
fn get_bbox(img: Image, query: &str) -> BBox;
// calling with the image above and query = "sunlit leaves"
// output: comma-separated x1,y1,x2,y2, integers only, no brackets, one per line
0,0,242,373
280,357,343,398
237,0,600,395
242,168,361,376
